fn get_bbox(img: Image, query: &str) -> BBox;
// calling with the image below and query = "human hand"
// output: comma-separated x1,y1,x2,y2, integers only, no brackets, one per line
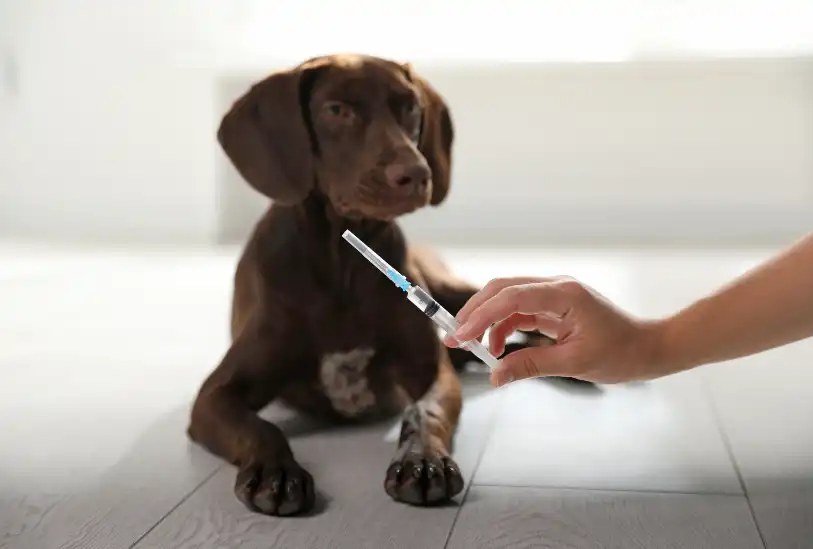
444,277,665,386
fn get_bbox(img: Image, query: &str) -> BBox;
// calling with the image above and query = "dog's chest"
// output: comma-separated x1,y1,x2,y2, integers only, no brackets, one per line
318,346,377,417
305,285,429,418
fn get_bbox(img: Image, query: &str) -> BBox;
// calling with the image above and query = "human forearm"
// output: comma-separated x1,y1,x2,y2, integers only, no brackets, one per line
652,232,813,374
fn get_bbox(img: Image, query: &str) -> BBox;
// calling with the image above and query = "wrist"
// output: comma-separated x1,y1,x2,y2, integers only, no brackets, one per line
640,315,697,378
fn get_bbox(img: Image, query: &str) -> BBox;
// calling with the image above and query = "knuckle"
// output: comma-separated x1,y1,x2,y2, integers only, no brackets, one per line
557,279,587,298
501,285,524,301
525,282,548,295
484,278,505,292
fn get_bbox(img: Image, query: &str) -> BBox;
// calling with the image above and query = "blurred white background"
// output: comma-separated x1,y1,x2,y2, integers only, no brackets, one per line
2,0,812,247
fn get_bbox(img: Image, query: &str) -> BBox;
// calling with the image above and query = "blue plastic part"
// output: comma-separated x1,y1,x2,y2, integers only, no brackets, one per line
386,268,411,291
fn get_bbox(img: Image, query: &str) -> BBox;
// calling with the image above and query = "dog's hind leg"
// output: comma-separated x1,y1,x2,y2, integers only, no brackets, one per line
407,245,494,371
384,354,465,506
409,246,554,362
409,246,597,388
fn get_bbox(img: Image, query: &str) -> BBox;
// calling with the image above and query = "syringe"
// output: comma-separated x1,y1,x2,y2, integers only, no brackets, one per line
342,230,501,371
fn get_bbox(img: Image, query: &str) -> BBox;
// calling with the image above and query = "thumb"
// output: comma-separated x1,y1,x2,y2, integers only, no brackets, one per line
490,345,568,387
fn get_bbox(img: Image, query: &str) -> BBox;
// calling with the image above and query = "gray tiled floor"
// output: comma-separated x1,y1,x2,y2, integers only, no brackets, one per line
2,243,811,549
446,487,764,549
475,371,743,495
703,344,813,549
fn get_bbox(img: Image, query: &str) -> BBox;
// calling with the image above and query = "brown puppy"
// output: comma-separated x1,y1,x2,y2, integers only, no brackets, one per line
187,54,560,517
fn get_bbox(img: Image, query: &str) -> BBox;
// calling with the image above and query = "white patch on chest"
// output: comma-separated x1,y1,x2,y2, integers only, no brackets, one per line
319,347,377,417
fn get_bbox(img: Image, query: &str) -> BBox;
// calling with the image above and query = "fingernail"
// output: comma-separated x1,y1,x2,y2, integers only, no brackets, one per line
491,372,514,388
500,375,514,386
455,321,472,338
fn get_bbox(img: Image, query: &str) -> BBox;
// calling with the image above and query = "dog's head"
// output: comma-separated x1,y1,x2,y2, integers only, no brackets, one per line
217,54,454,220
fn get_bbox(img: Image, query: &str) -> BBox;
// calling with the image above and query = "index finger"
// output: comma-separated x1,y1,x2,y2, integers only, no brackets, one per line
456,277,551,324
455,282,573,341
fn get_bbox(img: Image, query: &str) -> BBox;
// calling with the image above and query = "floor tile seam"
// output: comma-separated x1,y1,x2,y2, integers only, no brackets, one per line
442,389,509,549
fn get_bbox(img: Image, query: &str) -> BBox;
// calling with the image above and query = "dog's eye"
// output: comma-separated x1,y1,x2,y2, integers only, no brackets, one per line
404,102,420,117
323,101,354,120
403,102,421,140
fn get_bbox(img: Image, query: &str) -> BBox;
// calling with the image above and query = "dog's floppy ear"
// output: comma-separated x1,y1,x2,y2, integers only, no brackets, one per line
411,70,454,206
217,65,322,205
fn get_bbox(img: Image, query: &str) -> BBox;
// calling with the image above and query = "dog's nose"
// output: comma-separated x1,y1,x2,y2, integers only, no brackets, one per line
385,163,431,189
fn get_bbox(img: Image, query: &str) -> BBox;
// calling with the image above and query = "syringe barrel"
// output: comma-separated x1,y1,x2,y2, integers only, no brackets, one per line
407,287,501,371
342,230,501,371
423,299,460,335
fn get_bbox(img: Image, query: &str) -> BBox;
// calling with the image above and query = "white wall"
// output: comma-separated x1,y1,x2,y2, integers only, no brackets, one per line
2,1,812,247
0,0,223,245
217,57,813,247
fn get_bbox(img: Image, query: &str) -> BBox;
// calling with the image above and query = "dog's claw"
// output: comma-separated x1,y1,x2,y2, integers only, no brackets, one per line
234,458,315,516
385,448,464,506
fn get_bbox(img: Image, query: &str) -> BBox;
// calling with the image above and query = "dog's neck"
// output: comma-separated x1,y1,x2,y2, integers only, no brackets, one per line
292,193,408,274
296,193,392,243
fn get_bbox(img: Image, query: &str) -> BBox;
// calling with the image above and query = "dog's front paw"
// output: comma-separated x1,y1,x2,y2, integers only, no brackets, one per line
384,444,464,505
234,457,315,516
